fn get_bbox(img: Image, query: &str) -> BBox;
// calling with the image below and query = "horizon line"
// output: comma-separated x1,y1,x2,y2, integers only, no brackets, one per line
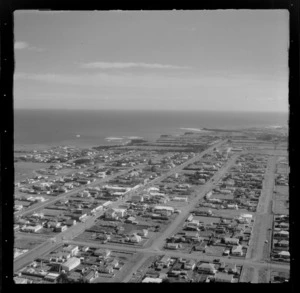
14,108,289,114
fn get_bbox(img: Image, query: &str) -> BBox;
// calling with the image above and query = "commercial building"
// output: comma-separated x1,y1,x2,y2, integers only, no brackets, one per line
61,257,81,272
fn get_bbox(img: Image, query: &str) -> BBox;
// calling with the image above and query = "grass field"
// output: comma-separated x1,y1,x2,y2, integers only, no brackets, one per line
14,161,52,181
14,237,45,250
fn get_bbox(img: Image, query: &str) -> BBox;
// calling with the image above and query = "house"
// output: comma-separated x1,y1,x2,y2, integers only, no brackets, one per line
153,206,174,214
81,246,90,252
227,204,238,210
137,229,148,237
113,208,127,218
195,241,207,251
214,272,234,283
278,251,290,259
44,272,60,282
62,245,79,256
105,209,118,220
109,259,119,268
186,214,194,222
277,240,289,248
94,249,111,258
83,270,99,283
172,196,188,202
165,243,181,250
131,195,144,202
73,213,87,222
184,259,196,270
231,245,244,256
185,231,201,242
99,265,114,274
125,216,137,223
55,225,68,232
275,231,289,238
14,277,28,284
130,234,142,243
65,219,76,226
197,263,217,275
223,237,239,245
157,255,171,267
21,224,43,233
226,263,237,274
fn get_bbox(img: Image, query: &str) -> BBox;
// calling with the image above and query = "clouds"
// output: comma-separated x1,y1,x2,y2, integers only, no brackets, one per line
79,61,191,70
14,41,44,52
14,71,253,89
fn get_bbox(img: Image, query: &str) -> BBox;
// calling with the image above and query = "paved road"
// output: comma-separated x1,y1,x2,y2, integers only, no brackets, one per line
249,155,277,262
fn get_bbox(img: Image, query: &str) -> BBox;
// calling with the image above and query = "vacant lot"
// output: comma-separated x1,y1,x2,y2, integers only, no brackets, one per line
276,186,289,196
14,161,52,182
14,237,44,250
240,266,254,283
258,268,268,283
273,199,289,215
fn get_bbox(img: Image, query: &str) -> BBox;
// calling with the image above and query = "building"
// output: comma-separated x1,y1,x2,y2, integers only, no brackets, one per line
62,245,79,256
157,255,171,267
231,245,244,256
227,263,237,274
83,270,99,283
185,231,201,241
109,259,119,268
197,263,217,274
131,195,144,202
142,277,163,283
195,241,207,251
94,249,111,258
14,277,28,284
165,243,181,250
278,251,290,259
153,206,174,214
21,224,43,233
137,229,148,237
223,237,239,245
172,196,188,202
105,209,118,220
44,272,60,282
65,219,77,226
186,214,194,222
275,231,289,238
184,259,196,270
130,234,142,243
113,208,127,218
61,257,81,272
55,225,68,232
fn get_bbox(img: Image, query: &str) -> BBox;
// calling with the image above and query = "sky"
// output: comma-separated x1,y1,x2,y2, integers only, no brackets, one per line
14,10,289,112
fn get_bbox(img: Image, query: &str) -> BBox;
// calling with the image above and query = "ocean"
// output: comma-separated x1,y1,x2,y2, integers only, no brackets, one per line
14,109,288,148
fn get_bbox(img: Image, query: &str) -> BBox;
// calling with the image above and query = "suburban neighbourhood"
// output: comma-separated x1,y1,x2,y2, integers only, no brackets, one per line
13,127,290,283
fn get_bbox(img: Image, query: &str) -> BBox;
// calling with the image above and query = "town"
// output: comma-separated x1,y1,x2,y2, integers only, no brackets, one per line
13,126,289,283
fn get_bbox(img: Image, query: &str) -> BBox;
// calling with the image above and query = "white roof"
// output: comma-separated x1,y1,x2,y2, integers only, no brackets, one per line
154,206,174,211
113,208,126,212
279,230,289,234
240,213,253,218
142,277,163,283
279,251,290,256
62,257,80,267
